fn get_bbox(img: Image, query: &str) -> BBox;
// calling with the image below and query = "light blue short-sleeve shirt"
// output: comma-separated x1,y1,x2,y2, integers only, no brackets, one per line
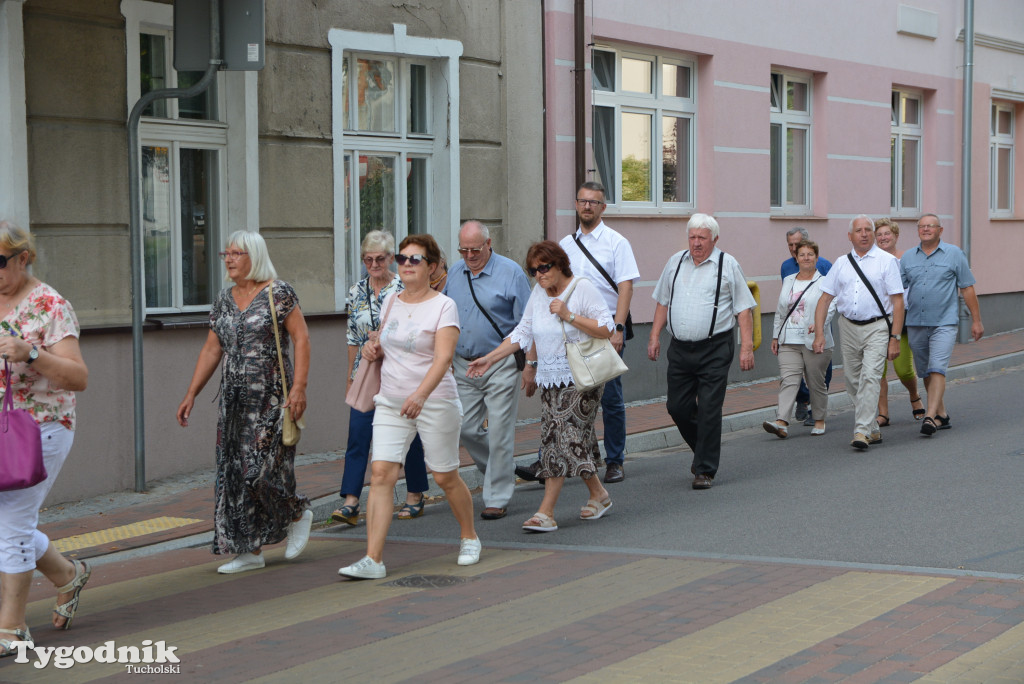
900,240,976,327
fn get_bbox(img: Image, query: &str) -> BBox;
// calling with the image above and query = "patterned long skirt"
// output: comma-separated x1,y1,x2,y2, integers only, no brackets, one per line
537,383,605,480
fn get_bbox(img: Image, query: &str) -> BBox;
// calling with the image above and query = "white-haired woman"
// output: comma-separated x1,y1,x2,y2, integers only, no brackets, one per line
177,231,312,574
334,230,430,526
0,222,89,656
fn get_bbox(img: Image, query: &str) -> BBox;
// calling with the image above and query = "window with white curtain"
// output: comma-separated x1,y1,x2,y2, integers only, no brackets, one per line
990,102,1015,216
891,89,922,216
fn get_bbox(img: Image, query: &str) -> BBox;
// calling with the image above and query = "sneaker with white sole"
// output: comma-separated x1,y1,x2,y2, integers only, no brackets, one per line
217,552,265,574
338,555,386,579
285,509,313,560
457,537,482,566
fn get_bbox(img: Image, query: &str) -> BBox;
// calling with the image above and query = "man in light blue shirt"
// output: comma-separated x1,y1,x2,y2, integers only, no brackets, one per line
446,221,531,519
900,214,983,436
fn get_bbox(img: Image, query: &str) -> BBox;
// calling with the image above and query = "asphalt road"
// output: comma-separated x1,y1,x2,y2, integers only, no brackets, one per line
324,363,1024,577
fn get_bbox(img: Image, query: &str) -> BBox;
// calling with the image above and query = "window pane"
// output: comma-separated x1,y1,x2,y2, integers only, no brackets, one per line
891,136,898,208
592,50,615,92
997,146,1012,211
901,138,919,208
621,58,652,94
342,59,351,129
891,92,899,125
662,116,689,203
902,96,920,126
787,128,806,205
343,153,353,239
140,34,167,118
593,106,616,203
662,64,690,98
621,112,651,201
770,74,782,110
359,155,396,241
180,148,217,306
787,80,808,113
407,157,428,234
142,146,173,308
178,69,217,120
997,109,1012,136
356,59,397,132
409,64,429,134
770,123,782,206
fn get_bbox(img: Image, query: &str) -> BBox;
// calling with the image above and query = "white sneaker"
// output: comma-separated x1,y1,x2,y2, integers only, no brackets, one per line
217,552,265,574
457,537,482,566
285,509,313,560
338,555,386,579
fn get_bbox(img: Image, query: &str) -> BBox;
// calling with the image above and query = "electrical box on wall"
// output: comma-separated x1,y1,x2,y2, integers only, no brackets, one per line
174,0,265,72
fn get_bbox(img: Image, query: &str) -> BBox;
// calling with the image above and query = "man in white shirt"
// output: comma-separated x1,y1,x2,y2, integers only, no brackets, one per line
813,215,904,450
648,214,756,489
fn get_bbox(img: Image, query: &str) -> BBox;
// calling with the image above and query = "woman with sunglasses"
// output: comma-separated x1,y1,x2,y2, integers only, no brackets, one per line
333,230,431,526
467,241,614,532
176,231,312,574
0,222,90,656
339,234,480,579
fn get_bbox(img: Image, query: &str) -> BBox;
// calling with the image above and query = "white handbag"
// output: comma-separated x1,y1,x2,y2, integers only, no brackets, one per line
560,279,628,391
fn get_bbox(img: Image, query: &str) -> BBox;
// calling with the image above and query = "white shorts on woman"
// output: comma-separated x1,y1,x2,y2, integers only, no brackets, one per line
371,395,463,473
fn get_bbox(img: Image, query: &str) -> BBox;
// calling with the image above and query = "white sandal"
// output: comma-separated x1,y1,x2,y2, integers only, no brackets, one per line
580,497,613,520
0,627,33,657
522,511,558,532
53,559,90,630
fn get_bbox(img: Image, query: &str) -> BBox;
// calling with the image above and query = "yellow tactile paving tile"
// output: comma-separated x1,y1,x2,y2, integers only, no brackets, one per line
11,543,551,684
247,557,737,683
916,619,1024,683
572,571,953,684
51,517,204,553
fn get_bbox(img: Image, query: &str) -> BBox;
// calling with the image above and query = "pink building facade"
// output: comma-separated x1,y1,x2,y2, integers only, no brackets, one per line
543,0,1024,341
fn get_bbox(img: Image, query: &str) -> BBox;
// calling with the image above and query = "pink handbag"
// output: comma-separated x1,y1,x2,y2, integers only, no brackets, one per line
345,293,396,413
0,360,45,492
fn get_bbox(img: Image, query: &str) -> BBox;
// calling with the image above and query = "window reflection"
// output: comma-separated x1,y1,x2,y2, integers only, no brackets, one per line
662,64,690,98
621,58,652,94
180,149,217,306
662,116,689,203
621,112,652,201
142,146,173,308
357,59,397,132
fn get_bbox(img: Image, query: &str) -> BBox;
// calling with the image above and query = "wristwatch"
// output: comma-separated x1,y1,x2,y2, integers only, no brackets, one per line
568,313,576,323
889,334,900,341
27,345,38,364
615,323,625,332
526,360,538,369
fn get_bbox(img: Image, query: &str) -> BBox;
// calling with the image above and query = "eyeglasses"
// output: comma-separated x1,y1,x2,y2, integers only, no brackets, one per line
528,263,555,277
219,250,249,260
575,198,605,207
457,245,487,256
918,224,941,229
362,255,389,266
0,251,23,269
395,253,427,266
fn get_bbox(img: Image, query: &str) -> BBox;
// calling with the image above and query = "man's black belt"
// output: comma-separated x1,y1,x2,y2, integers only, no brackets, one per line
458,353,483,362
671,329,732,350
844,315,886,326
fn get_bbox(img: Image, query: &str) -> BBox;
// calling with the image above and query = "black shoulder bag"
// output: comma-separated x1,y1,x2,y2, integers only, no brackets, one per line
846,254,892,333
573,234,634,340
465,271,527,372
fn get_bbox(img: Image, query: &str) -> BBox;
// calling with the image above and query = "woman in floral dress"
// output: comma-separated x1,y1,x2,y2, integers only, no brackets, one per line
177,231,312,574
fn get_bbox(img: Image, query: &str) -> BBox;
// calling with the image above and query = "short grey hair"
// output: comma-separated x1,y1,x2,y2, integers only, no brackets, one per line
687,213,720,240
849,214,874,232
224,230,277,282
786,226,809,241
361,229,395,256
460,220,490,241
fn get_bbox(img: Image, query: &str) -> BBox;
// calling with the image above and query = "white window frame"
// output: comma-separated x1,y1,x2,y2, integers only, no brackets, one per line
591,46,696,214
891,89,923,217
0,0,29,229
330,24,461,310
121,0,259,313
990,102,1015,217
769,71,812,215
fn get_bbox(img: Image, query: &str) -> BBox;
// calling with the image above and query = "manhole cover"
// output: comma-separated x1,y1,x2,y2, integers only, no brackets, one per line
385,574,474,588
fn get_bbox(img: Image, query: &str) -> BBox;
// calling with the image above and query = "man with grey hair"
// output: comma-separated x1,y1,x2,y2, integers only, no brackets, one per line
648,214,756,489
813,215,904,450
781,227,833,424
445,220,531,520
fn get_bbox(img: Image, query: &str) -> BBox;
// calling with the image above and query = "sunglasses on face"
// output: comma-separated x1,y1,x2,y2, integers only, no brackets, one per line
362,255,389,266
395,253,427,266
528,263,554,277
0,251,22,269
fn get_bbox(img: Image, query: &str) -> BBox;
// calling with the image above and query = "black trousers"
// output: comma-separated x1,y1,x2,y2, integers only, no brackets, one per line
666,332,734,478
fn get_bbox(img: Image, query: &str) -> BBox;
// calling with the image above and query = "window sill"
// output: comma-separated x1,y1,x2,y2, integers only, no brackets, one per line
769,215,828,221
989,216,1023,222
603,207,693,218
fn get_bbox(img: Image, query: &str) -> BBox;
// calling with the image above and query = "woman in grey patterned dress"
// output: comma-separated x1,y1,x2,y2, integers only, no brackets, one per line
177,231,312,574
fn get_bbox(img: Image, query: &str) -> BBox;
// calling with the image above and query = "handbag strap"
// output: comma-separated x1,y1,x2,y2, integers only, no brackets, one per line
267,282,290,402
1,359,11,429
846,253,892,332
465,270,511,341
557,278,582,343
778,275,819,332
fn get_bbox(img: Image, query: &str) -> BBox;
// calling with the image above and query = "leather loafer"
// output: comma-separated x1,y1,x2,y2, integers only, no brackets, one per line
603,463,625,484
515,461,545,484
480,507,507,520
692,473,712,489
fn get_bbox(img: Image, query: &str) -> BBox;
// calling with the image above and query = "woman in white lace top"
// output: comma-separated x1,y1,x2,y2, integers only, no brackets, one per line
468,241,614,532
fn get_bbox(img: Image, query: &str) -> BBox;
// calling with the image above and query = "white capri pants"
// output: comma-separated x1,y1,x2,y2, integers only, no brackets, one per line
0,422,75,573
372,395,463,473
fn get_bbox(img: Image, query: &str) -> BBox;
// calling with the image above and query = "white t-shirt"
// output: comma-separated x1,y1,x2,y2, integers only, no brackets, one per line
378,292,461,400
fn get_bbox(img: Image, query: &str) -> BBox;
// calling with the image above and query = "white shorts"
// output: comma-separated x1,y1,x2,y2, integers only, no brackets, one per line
372,396,463,473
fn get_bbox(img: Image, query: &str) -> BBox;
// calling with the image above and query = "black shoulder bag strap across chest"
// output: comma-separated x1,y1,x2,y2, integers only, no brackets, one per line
778,275,820,332
667,251,724,340
465,270,526,371
846,253,892,333
573,233,634,340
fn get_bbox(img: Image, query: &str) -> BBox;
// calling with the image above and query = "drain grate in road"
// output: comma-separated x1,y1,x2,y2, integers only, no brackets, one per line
385,574,475,588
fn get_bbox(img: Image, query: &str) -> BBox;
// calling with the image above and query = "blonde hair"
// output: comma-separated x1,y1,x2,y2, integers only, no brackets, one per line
874,217,899,238
0,220,37,265
224,230,277,282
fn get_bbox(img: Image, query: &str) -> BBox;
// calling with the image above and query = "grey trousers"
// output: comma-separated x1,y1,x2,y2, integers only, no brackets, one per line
453,354,521,509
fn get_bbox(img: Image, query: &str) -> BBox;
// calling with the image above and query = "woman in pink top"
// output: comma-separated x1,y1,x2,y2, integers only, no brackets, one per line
339,235,481,580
